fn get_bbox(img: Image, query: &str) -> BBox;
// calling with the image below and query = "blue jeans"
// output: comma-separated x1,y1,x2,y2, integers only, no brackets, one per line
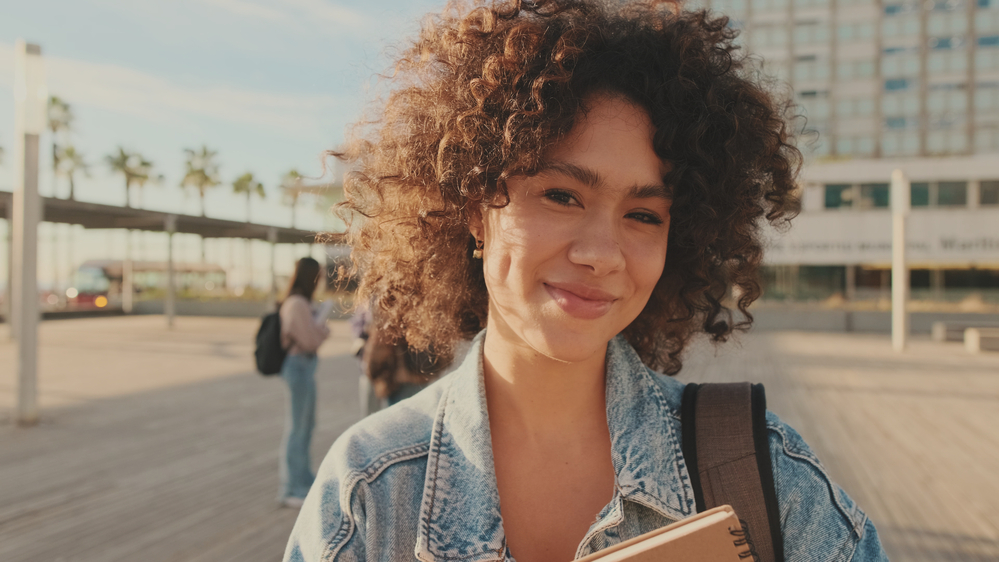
279,353,317,500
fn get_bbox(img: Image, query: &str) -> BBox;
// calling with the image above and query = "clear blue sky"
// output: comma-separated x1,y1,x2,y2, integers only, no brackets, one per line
0,0,445,229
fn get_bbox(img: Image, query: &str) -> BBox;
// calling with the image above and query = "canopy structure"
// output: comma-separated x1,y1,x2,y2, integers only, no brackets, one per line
0,191,338,244
1,190,344,329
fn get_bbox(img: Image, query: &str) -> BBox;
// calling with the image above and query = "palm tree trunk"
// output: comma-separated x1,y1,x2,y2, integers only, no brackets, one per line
200,190,207,217
246,192,251,222
69,173,75,200
291,204,296,229
124,179,131,208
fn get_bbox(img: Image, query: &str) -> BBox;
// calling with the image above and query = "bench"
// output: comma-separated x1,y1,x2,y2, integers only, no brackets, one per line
965,328,999,354
931,321,999,342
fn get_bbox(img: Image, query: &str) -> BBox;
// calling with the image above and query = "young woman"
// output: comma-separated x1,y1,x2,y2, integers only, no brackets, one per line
278,257,330,508
285,1,888,560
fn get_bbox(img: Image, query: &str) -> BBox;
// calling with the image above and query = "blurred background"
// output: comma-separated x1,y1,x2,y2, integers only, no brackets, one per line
0,1,997,561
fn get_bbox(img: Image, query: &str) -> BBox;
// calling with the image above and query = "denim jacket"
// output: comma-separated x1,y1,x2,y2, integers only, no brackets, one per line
284,332,888,562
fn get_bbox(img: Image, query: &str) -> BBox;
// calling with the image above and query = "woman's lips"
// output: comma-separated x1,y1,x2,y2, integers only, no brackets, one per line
544,283,616,320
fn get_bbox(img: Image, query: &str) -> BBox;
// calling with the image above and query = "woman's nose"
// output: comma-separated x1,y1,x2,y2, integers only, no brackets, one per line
566,217,626,276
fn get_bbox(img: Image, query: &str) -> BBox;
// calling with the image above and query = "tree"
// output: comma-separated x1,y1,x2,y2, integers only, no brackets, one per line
232,172,265,222
48,96,74,196
281,169,303,228
56,145,89,200
106,147,153,207
181,146,221,216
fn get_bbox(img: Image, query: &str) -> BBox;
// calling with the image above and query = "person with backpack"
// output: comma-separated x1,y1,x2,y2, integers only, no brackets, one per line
275,257,329,508
284,2,888,561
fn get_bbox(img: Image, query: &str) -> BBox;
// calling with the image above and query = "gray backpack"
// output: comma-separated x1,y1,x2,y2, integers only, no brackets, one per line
681,383,784,562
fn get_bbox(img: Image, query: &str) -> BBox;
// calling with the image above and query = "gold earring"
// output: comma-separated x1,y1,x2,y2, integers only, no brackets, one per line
472,239,484,260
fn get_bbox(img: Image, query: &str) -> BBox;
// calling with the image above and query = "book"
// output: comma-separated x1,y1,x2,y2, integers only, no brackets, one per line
313,300,335,324
574,505,755,562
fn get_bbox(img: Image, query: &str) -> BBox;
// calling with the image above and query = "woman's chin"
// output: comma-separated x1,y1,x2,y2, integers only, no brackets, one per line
523,330,613,366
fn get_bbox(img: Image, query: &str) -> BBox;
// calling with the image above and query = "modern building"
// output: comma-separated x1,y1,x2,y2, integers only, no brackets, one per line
689,0,999,303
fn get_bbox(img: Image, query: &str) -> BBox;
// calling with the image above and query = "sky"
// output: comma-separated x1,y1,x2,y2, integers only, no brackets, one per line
0,0,446,287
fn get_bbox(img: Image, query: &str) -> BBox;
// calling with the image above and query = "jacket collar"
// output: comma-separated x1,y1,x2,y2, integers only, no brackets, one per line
414,332,695,562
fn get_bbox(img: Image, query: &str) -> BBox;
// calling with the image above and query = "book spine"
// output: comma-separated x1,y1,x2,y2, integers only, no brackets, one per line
730,519,761,562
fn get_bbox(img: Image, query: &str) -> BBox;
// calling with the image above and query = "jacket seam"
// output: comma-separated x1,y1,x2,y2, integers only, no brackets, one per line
637,368,694,516
322,443,432,561
767,422,866,538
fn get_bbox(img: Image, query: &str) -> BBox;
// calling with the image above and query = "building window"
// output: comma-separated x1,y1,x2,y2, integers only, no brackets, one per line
883,92,920,114
825,184,854,208
981,180,999,205
713,0,749,13
883,15,920,36
882,132,920,155
838,22,875,41
938,181,968,206
885,78,917,91
976,49,999,70
928,50,969,72
794,22,830,44
860,183,891,208
755,0,790,11
911,182,931,206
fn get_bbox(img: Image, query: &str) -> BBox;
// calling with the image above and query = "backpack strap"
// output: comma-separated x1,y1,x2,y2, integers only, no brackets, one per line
681,382,784,562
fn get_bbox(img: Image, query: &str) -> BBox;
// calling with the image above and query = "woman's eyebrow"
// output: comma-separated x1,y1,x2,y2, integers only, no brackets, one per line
536,160,672,200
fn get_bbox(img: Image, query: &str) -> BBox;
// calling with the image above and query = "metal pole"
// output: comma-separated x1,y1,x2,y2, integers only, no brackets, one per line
891,169,910,352
268,227,278,310
13,40,45,426
4,201,12,333
165,215,176,328
122,230,133,313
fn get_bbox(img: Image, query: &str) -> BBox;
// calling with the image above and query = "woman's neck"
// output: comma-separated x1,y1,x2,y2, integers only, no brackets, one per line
481,318,609,441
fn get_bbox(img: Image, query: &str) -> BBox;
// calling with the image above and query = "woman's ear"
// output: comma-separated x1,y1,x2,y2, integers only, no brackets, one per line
468,207,484,242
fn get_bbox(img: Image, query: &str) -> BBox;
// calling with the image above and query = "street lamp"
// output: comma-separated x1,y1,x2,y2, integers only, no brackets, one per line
12,39,46,425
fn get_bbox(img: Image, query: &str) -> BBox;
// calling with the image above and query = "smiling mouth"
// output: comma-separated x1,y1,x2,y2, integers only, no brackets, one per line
543,283,617,320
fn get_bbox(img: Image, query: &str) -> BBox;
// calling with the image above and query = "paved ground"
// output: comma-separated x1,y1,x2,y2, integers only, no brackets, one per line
0,317,996,561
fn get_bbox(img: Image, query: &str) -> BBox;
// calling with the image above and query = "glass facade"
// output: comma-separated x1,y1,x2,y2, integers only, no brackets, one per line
697,0,999,158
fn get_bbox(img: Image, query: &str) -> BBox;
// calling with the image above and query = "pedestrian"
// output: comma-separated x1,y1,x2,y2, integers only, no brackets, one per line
285,1,888,560
277,257,329,509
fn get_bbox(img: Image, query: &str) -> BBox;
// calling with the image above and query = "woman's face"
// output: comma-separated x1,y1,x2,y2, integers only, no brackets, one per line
475,94,671,364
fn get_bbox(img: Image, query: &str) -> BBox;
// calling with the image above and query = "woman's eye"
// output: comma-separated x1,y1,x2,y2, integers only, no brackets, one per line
542,189,577,206
627,211,664,225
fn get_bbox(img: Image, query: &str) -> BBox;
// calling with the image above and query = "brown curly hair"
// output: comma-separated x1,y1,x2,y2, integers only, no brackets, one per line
333,0,800,375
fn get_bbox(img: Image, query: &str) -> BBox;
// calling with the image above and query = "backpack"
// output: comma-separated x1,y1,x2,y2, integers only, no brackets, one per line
254,310,287,376
681,382,784,562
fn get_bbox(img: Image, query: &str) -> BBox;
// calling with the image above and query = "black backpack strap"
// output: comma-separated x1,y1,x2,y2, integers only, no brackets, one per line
681,382,784,562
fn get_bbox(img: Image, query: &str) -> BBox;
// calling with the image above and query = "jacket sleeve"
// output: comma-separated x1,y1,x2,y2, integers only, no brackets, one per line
283,458,367,562
766,412,889,562
281,297,330,354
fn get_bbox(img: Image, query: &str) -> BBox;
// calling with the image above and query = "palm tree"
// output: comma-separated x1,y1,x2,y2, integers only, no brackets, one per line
281,169,303,228
133,171,164,209
232,172,265,222
56,145,89,200
48,96,74,196
106,147,153,207
181,146,221,216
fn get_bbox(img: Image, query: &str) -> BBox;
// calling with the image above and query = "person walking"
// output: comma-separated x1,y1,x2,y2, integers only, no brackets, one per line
277,257,329,508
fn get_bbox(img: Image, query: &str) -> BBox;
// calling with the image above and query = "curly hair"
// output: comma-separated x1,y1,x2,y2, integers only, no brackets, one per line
334,0,800,375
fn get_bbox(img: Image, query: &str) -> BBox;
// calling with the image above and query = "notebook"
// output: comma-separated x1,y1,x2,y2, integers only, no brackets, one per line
574,505,755,562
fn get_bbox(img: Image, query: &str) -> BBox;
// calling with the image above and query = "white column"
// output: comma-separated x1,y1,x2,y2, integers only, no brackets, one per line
268,227,278,309
4,201,12,334
165,215,177,328
891,169,910,352
13,40,46,426
122,230,133,314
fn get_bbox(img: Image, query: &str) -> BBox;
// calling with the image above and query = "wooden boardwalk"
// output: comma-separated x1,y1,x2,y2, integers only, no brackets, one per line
1,317,997,561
